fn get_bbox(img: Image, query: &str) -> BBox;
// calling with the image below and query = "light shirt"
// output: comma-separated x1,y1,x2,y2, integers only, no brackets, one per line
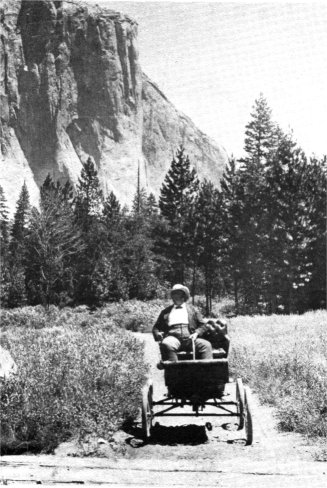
168,303,189,326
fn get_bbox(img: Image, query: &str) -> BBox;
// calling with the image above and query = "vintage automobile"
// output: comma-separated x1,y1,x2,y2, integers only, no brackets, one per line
141,320,253,445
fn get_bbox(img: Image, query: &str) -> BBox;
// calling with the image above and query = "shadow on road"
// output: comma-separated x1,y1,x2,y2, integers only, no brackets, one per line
125,423,208,446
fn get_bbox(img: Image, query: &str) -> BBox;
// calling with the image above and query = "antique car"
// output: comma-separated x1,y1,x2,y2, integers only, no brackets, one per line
141,320,253,445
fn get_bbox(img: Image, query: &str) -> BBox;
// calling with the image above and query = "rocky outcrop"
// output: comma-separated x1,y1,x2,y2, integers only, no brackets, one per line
142,75,227,194
0,0,228,214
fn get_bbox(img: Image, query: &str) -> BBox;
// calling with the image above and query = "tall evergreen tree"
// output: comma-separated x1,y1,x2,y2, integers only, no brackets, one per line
0,185,9,260
194,180,223,314
236,96,279,311
73,158,104,305
95,192,127,302
265,142,326,313
262,130,299,312
132,163,148,215
220,158,247,312
144,194,170,289
99,195,160,302
132,186,147,215
119,213,159,300
10,181,30,256
6,182,31,307
244,93,277,163
103,191,121,224
74,157,103,231
305,156,327,310
0,186,10,307
145,193,158,217
25,176,83,307
159,146,199,283
218,96,326,314
222,100,326,315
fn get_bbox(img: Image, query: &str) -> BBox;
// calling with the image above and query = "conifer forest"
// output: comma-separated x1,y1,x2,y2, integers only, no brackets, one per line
1,96,326,315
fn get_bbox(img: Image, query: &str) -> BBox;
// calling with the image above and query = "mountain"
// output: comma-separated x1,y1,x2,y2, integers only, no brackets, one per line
0,0,228,214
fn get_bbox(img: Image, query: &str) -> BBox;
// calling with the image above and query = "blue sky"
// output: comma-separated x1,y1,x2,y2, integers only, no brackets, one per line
92,1,327,158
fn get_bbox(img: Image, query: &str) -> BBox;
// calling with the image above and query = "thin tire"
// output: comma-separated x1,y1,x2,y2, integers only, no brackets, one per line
141,380,153,441
236,378,245,430
244,386,253,446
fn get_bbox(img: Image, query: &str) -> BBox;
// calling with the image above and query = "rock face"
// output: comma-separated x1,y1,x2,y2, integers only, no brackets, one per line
0,0,228,214
142,75,227,193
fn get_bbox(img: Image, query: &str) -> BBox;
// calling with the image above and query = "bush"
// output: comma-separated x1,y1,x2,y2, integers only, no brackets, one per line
0,324,148,452
0,306,51,329
193,296,236,318
229,310,327,439
97,299,169,333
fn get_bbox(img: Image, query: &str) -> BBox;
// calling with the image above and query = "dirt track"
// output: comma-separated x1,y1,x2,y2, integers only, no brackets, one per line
0,333,326,487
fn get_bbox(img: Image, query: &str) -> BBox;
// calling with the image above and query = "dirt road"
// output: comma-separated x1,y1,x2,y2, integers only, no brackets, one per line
1,333,326,487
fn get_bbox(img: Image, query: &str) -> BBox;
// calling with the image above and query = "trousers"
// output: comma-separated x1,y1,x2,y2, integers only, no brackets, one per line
160,335,213,361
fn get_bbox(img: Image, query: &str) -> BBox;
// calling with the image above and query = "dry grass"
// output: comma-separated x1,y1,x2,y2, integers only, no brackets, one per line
0,310,148,453
228,310,327,439
1,302,326,455
0,300,169,333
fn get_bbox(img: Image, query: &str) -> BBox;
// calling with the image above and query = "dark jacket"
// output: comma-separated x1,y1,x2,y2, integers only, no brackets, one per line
152,303,207,341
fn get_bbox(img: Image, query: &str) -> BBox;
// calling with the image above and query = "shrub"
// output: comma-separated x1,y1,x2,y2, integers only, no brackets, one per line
0,306,50,329
98,299,169,333
0,325,148,452
193,296,236,318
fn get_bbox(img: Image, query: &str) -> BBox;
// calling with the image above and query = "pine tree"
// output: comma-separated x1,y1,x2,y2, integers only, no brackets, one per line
125,171,159,299
265,143,326,313
96,192,125,302
74,157,103,231
145,193,158,216
25,176,83,307
73,158,105,305
237,96,279,311
159,146,199,283
262,130,298,312
220,97,326,314
41,174,74,209
220,158,246,312
132,163,148,215
6,182,31,307
244,93,277,163
305,156,326,310
119,213,159,300
0,186,10,307
132,186,147,215
103,191,121,224
0,185,9,260
10,181,30,257
194,180,223,314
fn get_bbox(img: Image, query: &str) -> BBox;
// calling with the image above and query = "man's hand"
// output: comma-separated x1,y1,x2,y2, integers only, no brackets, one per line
189,332,198,341
156,332,164,342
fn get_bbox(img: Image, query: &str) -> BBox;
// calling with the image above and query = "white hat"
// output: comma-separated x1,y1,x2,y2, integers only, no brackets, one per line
170,284,190,301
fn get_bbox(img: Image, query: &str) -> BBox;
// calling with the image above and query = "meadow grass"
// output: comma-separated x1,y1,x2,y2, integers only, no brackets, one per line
228,310,327,439
1,302,326,454
0,306,149,453
0,300,168,333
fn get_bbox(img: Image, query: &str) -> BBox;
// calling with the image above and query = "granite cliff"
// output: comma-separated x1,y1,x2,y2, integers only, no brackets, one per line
0,0,228,214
